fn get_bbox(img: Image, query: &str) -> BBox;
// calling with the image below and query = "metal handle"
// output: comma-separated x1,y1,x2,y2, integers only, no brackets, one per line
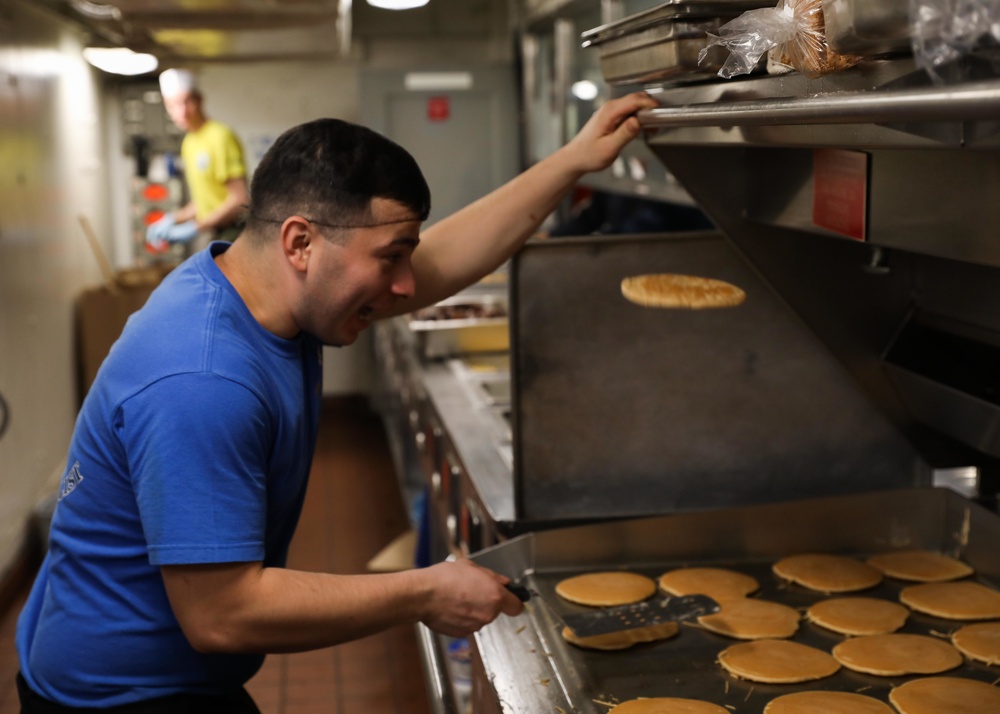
415,624,461,714
639,79,1000,128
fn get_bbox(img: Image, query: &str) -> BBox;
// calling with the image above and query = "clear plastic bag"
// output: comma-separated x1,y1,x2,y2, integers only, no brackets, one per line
699,0,862,78
910,0,1000,81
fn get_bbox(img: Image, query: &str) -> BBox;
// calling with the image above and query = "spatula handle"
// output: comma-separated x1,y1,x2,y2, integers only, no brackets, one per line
505,582,532,602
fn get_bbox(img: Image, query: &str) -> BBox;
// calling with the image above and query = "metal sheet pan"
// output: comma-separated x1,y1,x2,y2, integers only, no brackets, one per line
590,23,736,86
471,488,1000,713
582,0,774,45
582,0,773,85
408,294,509,359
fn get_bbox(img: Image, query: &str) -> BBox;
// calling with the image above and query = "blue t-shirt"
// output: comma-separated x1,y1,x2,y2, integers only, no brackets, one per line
16,242,323,707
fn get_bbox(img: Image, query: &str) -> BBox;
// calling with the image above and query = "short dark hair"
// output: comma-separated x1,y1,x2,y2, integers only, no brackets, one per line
245,118,430,242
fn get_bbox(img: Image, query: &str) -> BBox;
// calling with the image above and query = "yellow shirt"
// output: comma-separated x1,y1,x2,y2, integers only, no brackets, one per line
180,119,246,223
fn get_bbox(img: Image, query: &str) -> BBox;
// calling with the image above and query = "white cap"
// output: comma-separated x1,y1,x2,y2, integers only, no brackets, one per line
158,68,198,97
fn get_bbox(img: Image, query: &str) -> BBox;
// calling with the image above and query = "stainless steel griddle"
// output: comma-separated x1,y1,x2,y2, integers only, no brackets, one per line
469,487,1000,713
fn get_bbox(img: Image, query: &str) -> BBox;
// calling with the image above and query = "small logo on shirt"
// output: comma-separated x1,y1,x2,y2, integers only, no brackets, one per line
59,461,84,501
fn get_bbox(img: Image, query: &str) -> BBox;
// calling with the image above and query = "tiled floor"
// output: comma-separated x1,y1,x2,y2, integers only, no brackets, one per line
0,398,431,714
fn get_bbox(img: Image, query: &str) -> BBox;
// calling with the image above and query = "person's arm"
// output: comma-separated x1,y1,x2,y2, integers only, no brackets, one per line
161,558,523,654
172,201,197,224
391,91,657,314
197,176,249,232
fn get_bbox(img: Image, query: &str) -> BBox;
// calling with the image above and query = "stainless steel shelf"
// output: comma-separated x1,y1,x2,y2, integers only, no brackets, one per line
640,78,1000,128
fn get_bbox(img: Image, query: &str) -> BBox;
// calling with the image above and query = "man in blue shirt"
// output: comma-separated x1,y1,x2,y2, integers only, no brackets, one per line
16,92,656,712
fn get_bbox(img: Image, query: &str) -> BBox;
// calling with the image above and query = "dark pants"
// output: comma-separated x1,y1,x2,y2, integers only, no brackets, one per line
17,673,261,714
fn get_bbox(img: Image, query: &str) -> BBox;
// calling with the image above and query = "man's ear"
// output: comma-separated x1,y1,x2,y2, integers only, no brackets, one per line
280,216,313,273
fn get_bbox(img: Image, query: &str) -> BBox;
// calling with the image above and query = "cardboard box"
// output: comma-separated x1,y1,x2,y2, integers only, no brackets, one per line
75,266,173,403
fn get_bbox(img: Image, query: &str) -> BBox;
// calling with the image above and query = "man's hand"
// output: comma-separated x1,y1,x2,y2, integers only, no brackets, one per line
418,560,525,638
165,219,200,244
562,91,659,175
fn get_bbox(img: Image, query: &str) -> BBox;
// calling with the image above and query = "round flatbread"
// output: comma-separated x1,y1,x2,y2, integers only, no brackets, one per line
763,690,894,714
806,596,909,636
658,567,759,601
620,274,746,310
555,571,657,607
952,622,1000,665
866,550,974,582
561,621,679,651
772,553,882,593
832,633,963,676
609,698,730,714
899,581,1000,620
718,639,840,683
698,598,800,640
889,676,1000,714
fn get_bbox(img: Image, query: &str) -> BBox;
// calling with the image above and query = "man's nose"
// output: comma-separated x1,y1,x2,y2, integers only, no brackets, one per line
391,262,416,299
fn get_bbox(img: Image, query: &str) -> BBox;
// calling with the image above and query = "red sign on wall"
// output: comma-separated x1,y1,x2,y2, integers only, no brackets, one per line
812,148,869,241
427,96,450,122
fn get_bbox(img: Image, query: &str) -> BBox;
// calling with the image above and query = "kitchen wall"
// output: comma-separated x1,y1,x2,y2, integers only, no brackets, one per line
0,0,521,583
196,62,369,395
0,0,112,581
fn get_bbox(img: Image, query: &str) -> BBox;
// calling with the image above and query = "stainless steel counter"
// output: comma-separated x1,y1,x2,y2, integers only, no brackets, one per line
421,359,515,529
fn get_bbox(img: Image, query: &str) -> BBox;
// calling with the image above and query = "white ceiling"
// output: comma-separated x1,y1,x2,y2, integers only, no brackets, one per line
48,0,507,62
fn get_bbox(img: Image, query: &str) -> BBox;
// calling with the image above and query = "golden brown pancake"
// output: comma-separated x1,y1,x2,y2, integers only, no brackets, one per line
831,633,963,676
763,691,894,714
866,550,974,582
620,274,746,310
772,553,882,593
561,621,679,651
899,581,1000,620
658,567,759,601
889,676,1000,714
951,622,1000,665
555,571,657,607
806,596,909,636
609,699,730,714
718,639,840,683
698,598,800,640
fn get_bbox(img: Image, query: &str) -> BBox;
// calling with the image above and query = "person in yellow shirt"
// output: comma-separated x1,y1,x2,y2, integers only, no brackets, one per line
147,69,248,250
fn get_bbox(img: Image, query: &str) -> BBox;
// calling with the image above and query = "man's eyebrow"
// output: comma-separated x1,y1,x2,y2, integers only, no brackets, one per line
388,236,420,249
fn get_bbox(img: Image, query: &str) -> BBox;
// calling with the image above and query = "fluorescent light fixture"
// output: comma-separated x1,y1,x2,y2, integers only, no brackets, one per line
83,47,159,76
571,80,599,101
404,71,472,91
367,0,429,8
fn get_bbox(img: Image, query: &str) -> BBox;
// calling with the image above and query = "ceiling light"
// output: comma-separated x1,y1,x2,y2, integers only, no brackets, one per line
83,47,159,76
366,0,429,9
571,80,599,101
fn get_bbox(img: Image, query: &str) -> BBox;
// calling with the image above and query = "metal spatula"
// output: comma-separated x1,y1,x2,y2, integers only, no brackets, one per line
560,593,720,638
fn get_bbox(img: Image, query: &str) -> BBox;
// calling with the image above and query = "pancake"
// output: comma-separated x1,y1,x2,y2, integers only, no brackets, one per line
806,596,909,636
866,550,974,582
899,580,1000,620
763,690,894,714
831,633,963,676
718,639,840,683
951,622,1000,665
561,621,679,651
698,598,800,640
889,676,1000,714
555,571,657,607
772,553,882,593
609,698,730,714
620,274,746,310
658,567,759,601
